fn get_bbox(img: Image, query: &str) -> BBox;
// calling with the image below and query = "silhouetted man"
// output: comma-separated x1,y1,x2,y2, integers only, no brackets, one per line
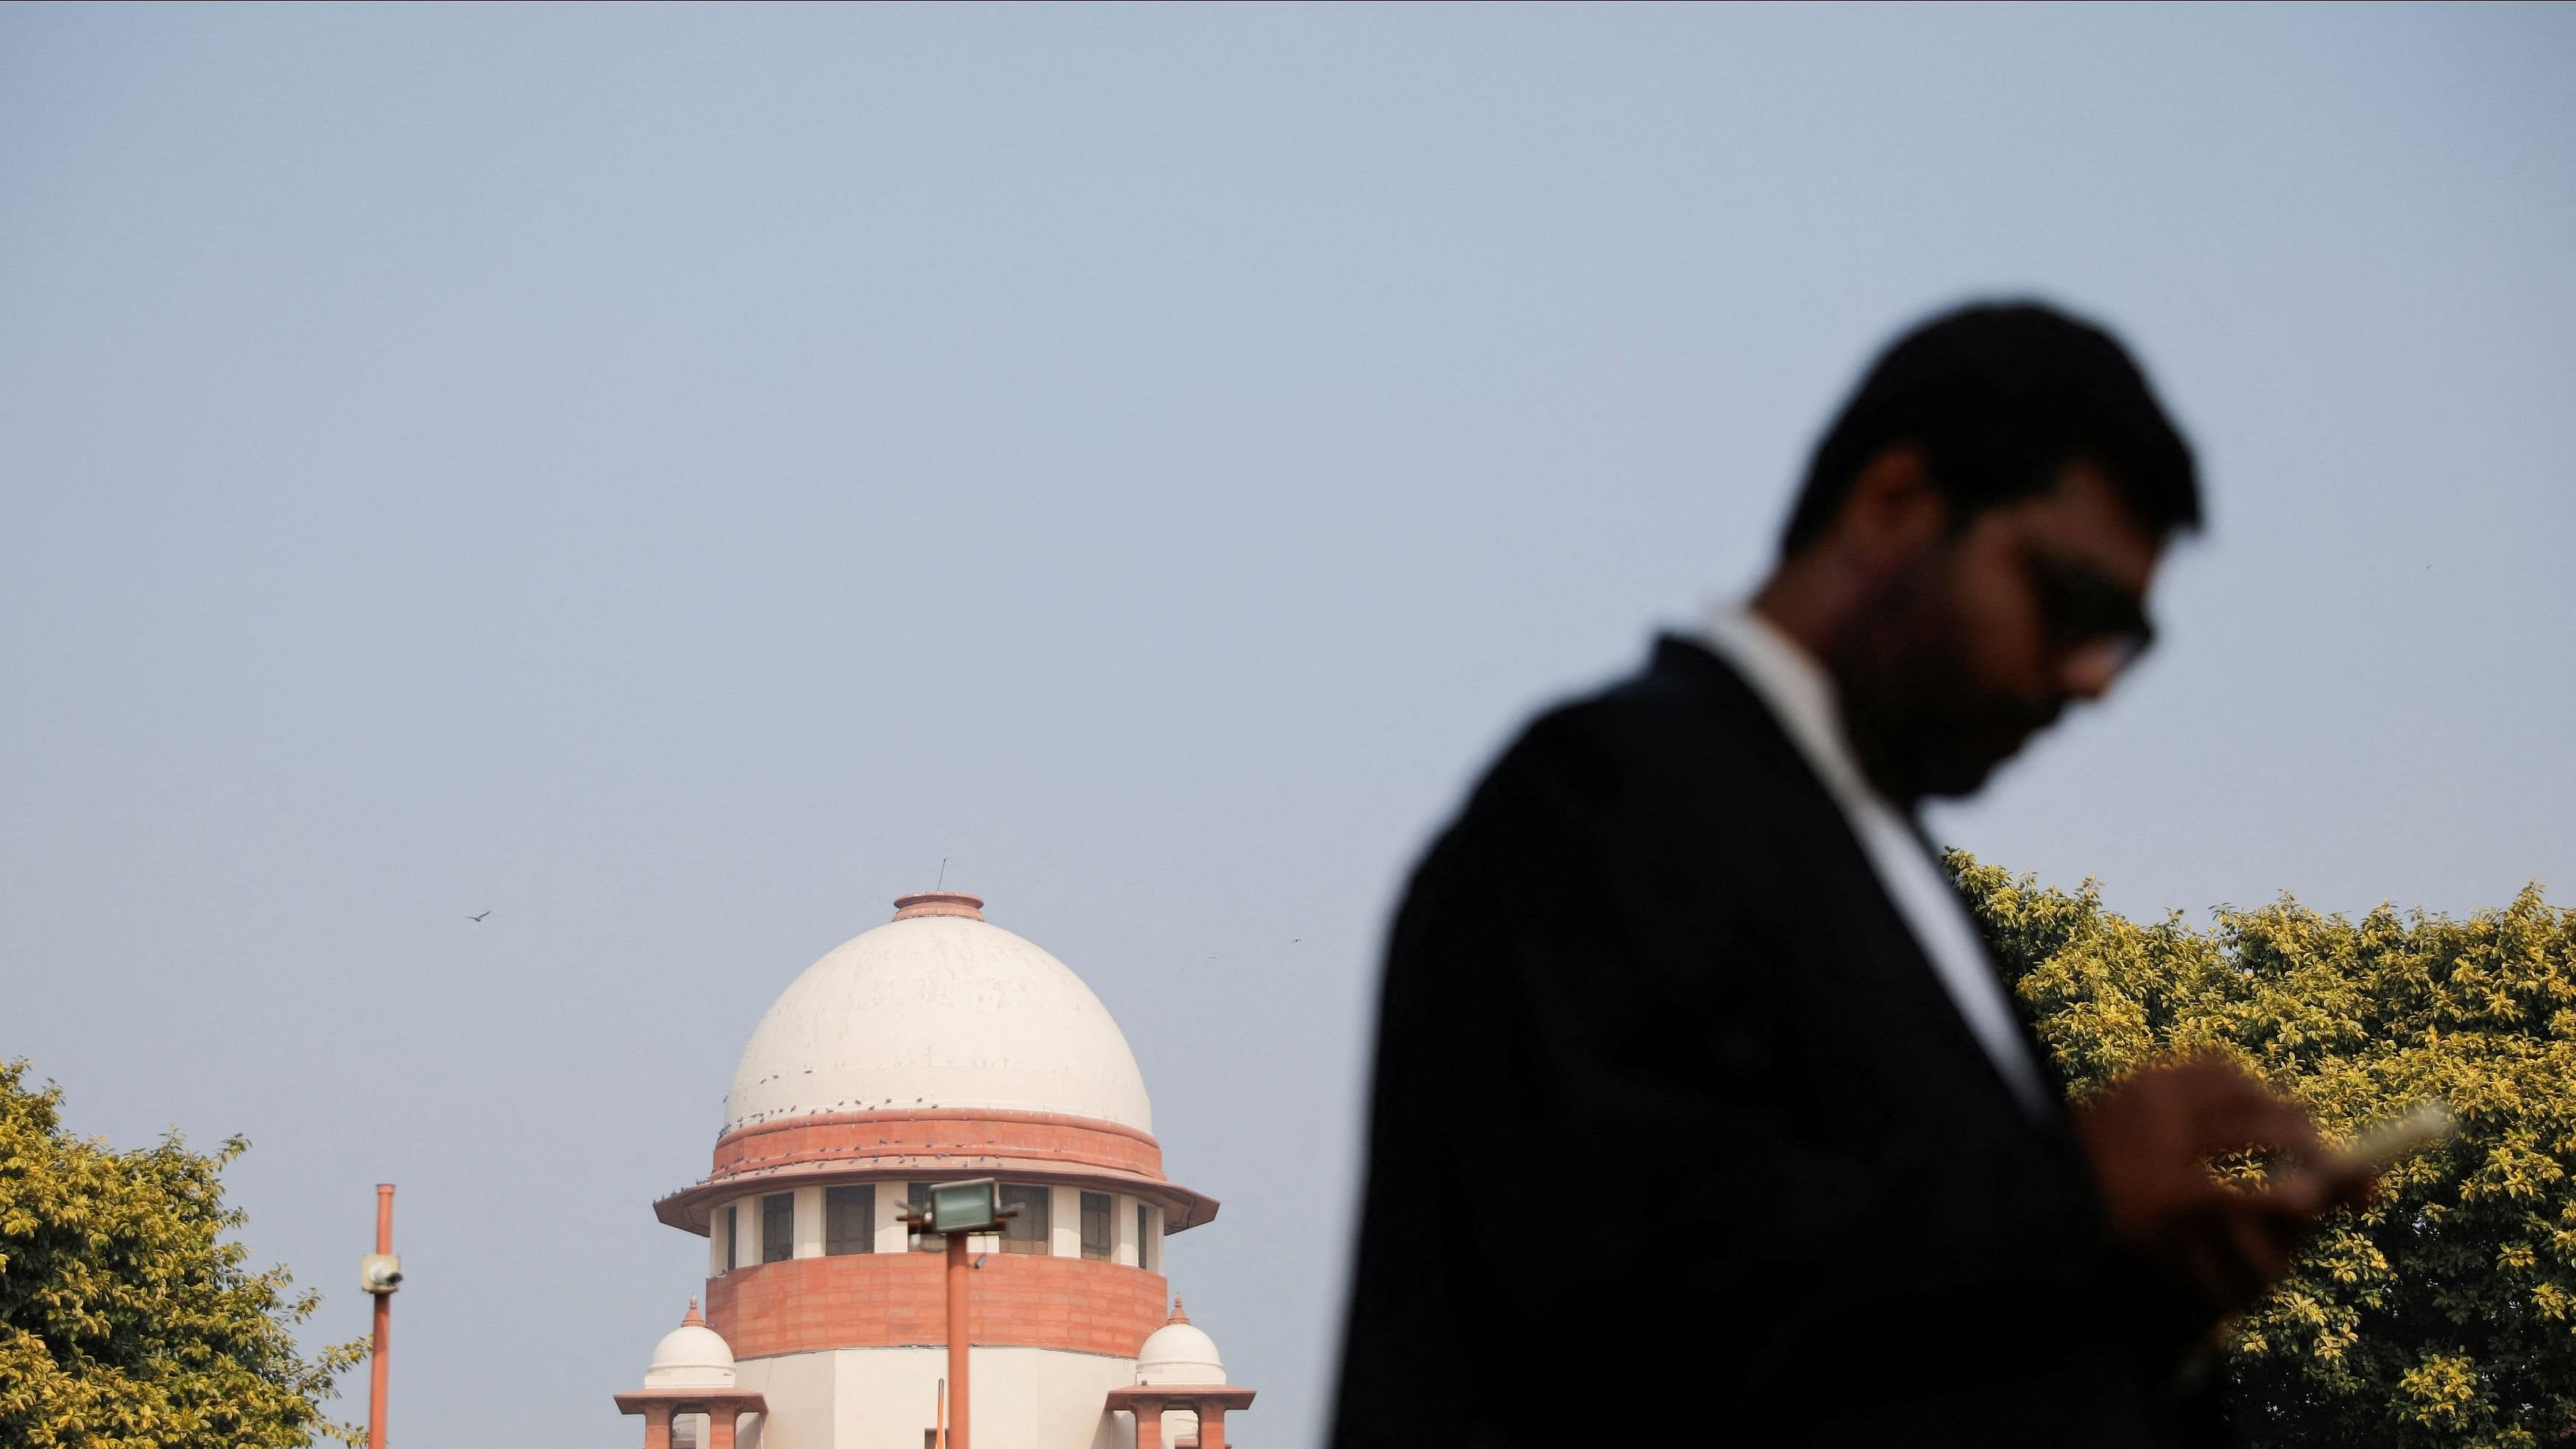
1330,303,2353,1446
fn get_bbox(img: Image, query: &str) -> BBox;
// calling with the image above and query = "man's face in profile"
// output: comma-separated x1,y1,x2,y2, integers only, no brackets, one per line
1833,459,2165,803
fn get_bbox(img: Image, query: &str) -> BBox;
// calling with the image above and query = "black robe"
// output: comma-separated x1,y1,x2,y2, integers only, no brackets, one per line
1328,636,2215,1447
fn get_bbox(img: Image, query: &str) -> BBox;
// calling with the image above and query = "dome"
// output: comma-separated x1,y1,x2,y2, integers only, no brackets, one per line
1136,1301,1225,1386
645,1300,737,1389
723,893,1153,1136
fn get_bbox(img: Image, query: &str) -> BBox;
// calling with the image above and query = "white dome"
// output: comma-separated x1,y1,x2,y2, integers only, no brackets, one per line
645,1305,737,1389
1136,1305,1225,1386
724,895,1153,1135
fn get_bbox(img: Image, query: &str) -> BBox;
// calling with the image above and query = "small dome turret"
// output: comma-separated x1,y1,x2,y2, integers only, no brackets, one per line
1136,1299,1225,1386
645,1299,737,1389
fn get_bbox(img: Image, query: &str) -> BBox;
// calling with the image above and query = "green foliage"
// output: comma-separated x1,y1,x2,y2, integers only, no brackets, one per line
1950,857,2576,1447
0,1060,362,1448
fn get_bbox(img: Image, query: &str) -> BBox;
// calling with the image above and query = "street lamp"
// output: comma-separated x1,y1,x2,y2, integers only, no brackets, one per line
898,1178,1018,1449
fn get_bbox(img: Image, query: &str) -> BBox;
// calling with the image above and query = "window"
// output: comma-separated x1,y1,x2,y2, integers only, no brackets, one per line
906,1183,944,1252
761,1192,795,1264
718,1205,737,1273
826,1184,874,1255
1080,1191,1113,1261
1136,1202,1156,1272
999,1183,1050,1255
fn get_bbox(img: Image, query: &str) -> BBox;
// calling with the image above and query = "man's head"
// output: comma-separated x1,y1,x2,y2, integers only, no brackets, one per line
1759,302,2199,804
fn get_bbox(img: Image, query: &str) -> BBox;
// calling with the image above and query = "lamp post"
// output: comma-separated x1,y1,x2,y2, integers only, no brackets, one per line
899,1178,1015,1449
358,1185,404,1449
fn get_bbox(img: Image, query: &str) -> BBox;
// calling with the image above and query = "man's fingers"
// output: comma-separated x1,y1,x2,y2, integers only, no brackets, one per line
2253,1166,2331,1220
2164,1193,2313,1319
2328,1167,2379,1214
2188,1083,2324,1159
2145,1057,2324,1159
2168,1213,2272,1316
2090,1060,2354,1326
2295,1161,2379,1216
2223,1211,2296,1293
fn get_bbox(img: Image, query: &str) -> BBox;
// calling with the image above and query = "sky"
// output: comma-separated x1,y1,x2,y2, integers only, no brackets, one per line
2,4,2570,1445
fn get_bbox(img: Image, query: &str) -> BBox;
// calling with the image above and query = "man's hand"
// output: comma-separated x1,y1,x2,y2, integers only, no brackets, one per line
2072,1056,2371,1328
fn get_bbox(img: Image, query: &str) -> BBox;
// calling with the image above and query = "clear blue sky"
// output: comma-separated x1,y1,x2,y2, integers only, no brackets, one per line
3,5,2569,1445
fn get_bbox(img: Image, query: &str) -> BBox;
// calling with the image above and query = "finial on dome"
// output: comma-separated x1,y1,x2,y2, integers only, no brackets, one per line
894,890,985,921
682,1297,704,1326
1170,1297,1190,1325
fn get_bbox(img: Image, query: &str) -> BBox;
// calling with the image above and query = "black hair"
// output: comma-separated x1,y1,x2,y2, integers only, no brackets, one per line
1777,301,2201,557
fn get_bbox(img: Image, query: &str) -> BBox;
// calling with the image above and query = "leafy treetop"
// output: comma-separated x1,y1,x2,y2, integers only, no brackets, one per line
1950,857,2576,1448
0,1060,361,1448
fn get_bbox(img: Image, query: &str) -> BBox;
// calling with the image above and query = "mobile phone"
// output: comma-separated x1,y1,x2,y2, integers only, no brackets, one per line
2318,1099,2457,1182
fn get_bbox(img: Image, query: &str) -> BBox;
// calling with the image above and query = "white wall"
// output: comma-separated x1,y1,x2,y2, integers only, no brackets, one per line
795,1186,825,1259
1050,1186,1082,1259
735,1344,1142,1449
832,1346,1138,1449
874,1180,911,1255
1112,1195,1138,1269
733,1348,834,1449
712,1200,749,1274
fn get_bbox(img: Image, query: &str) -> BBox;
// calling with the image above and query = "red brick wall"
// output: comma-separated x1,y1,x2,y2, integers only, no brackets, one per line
708,1110,1165,1183
704,1249,1169,1360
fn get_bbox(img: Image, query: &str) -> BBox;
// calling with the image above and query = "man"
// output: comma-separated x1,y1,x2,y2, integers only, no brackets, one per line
1329,303,2356,1445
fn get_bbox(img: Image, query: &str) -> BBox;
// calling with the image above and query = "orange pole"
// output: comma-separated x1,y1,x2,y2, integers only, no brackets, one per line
369,1184,393,1449
945,1233,971,1449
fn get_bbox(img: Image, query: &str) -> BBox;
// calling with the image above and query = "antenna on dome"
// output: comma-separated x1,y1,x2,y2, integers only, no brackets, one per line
936,857,949,890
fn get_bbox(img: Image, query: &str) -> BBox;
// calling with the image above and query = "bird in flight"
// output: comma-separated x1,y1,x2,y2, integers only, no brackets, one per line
467,910,492,923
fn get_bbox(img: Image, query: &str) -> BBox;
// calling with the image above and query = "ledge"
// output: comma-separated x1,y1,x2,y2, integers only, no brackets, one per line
652,1108,1220,1236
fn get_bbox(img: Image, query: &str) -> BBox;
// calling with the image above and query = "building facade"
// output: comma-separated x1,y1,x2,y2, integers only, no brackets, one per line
618,891,1253,1449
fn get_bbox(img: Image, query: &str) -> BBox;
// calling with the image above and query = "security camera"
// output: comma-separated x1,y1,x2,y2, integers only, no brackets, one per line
360,1253,404,1295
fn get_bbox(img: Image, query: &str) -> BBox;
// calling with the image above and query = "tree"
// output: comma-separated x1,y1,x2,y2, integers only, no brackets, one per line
0,1060,361,1448
1950,857,2576,1447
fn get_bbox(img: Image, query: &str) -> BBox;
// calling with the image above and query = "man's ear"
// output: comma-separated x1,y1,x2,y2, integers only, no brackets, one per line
1832,446,1949,573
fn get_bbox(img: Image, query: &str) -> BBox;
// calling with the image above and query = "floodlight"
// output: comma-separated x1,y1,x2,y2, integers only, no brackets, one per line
929,1178,1003,1235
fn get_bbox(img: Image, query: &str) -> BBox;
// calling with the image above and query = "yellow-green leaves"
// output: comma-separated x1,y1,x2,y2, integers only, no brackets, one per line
1950,859,2576,1446
0,1061,362,1448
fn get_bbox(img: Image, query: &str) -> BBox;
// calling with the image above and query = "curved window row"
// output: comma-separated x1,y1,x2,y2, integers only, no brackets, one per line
710,1181,1161,1275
